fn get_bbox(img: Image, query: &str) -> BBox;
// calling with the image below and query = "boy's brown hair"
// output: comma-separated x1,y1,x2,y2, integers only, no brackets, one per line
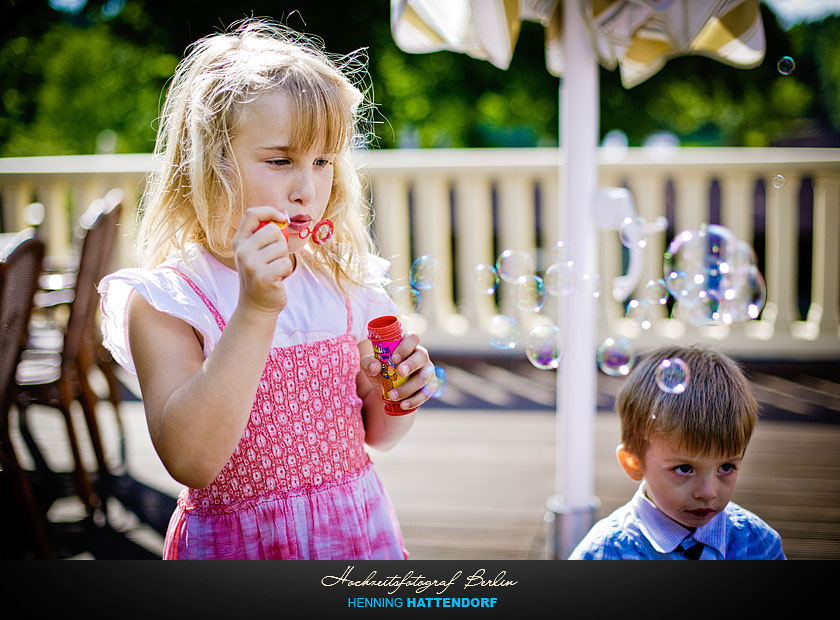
616,345,758,460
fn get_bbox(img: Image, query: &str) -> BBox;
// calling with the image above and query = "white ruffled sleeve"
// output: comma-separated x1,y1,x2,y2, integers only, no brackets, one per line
98,266,223,375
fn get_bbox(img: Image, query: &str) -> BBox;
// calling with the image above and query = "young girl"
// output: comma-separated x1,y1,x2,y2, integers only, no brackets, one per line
98,19,435,560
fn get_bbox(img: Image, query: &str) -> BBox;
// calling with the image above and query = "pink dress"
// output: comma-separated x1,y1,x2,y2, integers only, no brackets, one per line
99,247,408,560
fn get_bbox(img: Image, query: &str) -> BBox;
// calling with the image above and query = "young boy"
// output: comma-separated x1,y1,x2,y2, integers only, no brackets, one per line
569,345,785,560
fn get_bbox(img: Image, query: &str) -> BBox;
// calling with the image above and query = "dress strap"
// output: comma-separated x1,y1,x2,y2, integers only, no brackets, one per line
344,296,353,334
164,267,227,331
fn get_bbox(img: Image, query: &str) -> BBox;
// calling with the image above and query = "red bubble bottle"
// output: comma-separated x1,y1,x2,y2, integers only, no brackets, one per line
367,315,418,415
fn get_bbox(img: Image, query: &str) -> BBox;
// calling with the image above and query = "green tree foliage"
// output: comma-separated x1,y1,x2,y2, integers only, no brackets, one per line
1,0,837,156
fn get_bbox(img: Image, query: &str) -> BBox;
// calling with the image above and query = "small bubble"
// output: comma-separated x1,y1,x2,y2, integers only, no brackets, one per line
525,324,564,370
409,255,441,290
619,216,648,249
596,337,636,377
514,274,547,313
488,314,518,350
474,264,499,295
496,249,533,283
777,56,795,75
772,174,785,189
545,260,576,297
391,285,421,318
626,298,658,330
655,357,690,394
422,366,448,399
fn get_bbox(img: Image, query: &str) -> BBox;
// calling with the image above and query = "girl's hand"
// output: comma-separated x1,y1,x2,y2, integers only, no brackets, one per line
360,331,437,412
232,206,294,315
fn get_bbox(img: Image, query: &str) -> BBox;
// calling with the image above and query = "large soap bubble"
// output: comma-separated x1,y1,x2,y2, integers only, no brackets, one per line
663,224,764,326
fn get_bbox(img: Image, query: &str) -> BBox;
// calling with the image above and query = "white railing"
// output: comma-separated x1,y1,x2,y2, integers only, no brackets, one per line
2,148,839,359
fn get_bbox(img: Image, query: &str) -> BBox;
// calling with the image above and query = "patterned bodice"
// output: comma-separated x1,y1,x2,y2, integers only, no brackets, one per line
168,268,370,514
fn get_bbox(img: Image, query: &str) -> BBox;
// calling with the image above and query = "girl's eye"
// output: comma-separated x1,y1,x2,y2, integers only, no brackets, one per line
268,159,290,166
315,158,332,167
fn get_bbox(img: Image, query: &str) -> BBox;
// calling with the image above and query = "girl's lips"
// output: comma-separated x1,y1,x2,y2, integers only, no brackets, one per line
287,216,311,232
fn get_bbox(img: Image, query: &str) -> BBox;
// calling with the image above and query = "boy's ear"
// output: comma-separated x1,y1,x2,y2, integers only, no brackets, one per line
616,445,644,481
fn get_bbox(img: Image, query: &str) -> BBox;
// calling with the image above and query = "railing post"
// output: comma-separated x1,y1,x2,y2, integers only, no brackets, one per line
496,173,537,325
720,171,758,338
810,172,840,338
40,179,71,269
765,171,800,333
370,173,412,298
1,179,33,232
454,174,496,329
412,173,457,331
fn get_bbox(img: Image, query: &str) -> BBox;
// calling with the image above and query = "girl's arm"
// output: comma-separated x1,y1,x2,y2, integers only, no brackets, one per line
357,333,435,451
129,207,292,488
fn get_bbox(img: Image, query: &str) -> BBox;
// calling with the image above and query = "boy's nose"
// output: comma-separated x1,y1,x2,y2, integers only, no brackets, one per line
693,476,717,502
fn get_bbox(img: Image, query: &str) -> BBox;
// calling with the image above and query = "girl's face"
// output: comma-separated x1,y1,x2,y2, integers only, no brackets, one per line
639,435,742,529
230,90,335,254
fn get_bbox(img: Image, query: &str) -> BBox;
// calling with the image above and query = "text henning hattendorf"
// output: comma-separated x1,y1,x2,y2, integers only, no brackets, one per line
321,566,517,596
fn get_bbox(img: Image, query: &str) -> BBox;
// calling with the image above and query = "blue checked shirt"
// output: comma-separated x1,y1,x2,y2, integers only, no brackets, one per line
568,483,786,560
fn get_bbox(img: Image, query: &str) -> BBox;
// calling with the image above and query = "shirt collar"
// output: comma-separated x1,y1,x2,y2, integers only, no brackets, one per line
632,482,727,557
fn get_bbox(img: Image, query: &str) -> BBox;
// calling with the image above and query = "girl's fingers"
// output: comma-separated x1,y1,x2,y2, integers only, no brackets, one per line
386,361,435,407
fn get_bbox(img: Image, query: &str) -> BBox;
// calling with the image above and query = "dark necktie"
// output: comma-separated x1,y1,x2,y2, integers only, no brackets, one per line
681,541,704,560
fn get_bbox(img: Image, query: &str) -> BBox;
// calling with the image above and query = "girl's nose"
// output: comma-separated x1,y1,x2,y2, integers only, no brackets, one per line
289,168,316,205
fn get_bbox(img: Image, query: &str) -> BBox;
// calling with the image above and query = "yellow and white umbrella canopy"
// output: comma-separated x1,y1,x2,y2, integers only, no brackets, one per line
392,0,766,87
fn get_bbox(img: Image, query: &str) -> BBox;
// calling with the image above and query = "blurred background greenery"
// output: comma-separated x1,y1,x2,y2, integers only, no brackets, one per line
2,0,839,156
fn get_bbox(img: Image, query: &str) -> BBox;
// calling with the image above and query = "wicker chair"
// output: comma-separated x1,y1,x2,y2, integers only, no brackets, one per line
0,229,52,558
14,190,123,512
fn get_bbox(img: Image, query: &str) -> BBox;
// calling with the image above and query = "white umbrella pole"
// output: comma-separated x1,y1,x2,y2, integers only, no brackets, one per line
546,0,601,559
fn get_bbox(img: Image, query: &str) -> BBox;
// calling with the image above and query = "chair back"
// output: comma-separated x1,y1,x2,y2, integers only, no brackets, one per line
0,230,46,411
62,190,123,368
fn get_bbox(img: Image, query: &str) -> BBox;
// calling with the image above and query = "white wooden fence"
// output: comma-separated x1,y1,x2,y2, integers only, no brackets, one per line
2,147,839,359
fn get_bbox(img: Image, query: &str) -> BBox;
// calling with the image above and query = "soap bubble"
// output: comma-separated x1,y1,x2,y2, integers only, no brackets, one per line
777,56,795,75
620,216,648,249
626,298,658,330
641,278,669,306
391,285,421,317
495,249,533,283
718,265,767,324
578,272,601,298
488,314,518,350
514,274,547,312
596,337,636,376
552,240,576,264
545,260,576,297
655,357,690,394
525,324,564,370
474,264,500,295
772,174,785,189
423,365,448,399
409,255,441,290
663,223,766,325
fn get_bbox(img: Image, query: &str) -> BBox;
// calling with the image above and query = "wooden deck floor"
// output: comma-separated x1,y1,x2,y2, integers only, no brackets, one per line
8,388,840,560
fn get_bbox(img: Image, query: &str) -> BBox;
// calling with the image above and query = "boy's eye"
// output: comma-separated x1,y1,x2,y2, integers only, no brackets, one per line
674,464,693,474
719,463,737,474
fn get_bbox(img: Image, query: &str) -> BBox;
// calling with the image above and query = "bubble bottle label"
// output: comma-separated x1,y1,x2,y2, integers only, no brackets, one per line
367,315,417,415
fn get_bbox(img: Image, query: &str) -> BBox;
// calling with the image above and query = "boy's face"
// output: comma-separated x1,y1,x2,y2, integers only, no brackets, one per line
631,436,743,529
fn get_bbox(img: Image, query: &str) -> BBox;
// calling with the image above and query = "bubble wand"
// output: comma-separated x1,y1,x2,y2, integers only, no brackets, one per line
256,213,334,245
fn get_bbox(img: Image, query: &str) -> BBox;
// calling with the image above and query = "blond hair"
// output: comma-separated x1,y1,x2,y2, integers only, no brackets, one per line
616,345,758,460
137,18,375,290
